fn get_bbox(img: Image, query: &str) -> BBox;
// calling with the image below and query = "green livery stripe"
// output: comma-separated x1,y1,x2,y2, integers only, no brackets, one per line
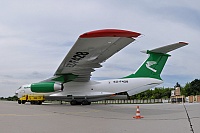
124,51,170,80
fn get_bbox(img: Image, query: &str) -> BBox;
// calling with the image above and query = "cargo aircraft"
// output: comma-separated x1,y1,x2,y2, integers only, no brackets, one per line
15,29,188,105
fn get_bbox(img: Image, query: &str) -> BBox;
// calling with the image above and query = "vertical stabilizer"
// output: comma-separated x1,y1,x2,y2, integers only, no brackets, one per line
124,42,188,80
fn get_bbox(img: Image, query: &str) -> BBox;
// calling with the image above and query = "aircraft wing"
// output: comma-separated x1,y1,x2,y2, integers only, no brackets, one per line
49,29,141,82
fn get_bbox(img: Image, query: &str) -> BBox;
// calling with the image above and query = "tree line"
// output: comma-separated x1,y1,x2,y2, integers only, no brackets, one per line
131,79,200,99
0,96,18,101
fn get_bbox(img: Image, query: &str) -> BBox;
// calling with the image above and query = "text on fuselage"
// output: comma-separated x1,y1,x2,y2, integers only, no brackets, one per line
113,80,128,83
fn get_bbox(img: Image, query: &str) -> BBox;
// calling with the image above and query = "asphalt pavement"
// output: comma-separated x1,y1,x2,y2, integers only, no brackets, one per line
0,101,199,133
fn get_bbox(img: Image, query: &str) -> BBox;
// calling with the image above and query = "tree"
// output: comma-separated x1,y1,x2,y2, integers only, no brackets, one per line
0,97,5,100
186,79,200,95
161,88,173,99
182,82,190,96
5,96,18,101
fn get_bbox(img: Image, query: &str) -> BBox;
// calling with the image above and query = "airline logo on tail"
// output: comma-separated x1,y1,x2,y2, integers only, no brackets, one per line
146,61,157,72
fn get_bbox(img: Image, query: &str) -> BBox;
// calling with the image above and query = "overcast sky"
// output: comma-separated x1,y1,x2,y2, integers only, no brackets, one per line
0,0,199,97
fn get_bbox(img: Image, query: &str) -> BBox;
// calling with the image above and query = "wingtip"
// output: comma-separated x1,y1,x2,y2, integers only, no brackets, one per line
80,29,141,38
179,42,189,45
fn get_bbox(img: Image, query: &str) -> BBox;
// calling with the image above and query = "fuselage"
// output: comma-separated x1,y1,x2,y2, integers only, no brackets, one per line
16,77,163,100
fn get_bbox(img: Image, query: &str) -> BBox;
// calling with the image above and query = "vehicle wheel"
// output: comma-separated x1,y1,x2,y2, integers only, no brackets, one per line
38,101,42,105
22,100,26,104
18,100,21,104
70,100,77,105
31,101,36,105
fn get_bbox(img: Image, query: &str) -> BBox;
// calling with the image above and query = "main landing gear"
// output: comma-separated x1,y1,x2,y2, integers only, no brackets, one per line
70,100,91,105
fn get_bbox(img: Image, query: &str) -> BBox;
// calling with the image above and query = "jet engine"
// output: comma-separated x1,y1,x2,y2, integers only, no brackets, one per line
31,82,63,93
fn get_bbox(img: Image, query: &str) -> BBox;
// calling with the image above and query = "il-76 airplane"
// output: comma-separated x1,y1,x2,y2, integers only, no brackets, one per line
15,29,188,105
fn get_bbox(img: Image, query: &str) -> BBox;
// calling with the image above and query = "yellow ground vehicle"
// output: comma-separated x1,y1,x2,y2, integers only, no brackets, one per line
18,94,45,105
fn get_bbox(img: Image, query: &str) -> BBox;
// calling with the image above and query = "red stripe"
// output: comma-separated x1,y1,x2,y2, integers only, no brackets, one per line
80,29,141,38
179,42,188,45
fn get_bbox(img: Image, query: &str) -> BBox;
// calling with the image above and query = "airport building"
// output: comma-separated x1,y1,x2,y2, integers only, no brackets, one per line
188,95,200,103
170,82,200,103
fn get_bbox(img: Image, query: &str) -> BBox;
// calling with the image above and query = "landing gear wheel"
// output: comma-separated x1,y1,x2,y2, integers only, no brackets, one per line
82,100,91,105
76,102,82,105
70,100,77,105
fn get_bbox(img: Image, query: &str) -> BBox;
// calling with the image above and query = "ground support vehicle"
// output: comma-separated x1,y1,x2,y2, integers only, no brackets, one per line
18,95,45,105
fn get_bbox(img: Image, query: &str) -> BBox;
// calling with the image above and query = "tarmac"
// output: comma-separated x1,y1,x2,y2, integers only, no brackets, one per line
0,101,199,133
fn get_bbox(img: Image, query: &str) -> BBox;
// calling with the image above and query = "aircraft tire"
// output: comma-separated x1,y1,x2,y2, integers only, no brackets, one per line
76,102,82,105
82,100,91,105
70,100,77,105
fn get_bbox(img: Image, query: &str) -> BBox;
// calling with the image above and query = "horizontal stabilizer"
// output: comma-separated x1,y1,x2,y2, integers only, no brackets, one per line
150,42,188,54
144,42,188,54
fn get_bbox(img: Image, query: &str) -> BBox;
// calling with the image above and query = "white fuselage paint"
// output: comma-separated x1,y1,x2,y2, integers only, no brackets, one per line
50,78,163,97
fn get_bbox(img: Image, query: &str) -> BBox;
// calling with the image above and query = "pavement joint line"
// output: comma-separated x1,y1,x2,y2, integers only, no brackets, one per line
183,103,195,133
0,113,57,117
51,109,101,115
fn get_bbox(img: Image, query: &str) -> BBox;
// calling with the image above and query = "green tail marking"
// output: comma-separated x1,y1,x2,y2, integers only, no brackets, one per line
124,50,171,80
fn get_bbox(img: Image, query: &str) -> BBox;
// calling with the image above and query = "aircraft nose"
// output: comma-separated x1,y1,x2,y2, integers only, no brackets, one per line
15,90,19,96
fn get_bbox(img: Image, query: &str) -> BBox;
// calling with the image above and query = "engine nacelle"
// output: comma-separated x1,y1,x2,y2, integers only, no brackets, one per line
31,82,63,93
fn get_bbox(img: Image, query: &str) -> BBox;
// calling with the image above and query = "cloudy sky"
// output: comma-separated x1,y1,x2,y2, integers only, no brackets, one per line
0,0,199,97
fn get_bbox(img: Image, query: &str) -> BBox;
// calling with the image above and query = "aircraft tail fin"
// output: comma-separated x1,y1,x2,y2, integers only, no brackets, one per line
124,42,188,80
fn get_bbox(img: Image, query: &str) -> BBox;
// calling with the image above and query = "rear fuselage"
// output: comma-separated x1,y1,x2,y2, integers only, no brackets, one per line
61,77,163,96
